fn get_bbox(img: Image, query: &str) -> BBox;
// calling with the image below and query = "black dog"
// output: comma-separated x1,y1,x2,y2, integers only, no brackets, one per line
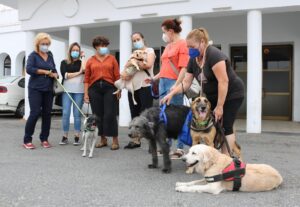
128,105,190,173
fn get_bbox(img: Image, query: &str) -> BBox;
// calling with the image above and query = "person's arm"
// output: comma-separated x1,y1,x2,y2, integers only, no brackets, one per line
212,60,229,120
83,60,91,103
160,72,194,105
173,67,186,88
113,57,121,99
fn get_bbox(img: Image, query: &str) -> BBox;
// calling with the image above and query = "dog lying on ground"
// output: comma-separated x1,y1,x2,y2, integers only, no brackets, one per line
190,96,241,157
128,105,190,173
176,144,283,194
81,114,98,158
114,49,147,105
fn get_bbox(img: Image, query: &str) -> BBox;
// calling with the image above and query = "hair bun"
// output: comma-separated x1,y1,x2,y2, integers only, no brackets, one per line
173,18,182,26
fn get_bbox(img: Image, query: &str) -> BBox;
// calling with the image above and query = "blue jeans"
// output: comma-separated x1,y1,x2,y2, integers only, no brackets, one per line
62,92,84,134
159,78,184,149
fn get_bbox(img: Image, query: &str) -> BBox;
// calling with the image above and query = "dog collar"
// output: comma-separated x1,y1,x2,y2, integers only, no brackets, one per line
84,127,96,132
190,117,214,132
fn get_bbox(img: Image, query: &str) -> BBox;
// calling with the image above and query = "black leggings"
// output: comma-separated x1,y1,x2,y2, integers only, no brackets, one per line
88,80,118,137
128,86,153,119
211,98,244,136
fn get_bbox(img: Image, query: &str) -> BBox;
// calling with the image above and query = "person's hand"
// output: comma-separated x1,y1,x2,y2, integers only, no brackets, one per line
115,90,121,100
144,78,152,84
84,94,90,103
49,72,58,79
80,51,85,58
160,93,174,105
213,105,223,121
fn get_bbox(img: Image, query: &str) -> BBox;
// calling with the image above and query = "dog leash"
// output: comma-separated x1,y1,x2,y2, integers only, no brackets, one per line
54,77,87,119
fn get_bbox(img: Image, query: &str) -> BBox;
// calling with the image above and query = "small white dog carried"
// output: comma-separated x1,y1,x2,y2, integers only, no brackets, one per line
113,49,147,105
81,115,98,158
176,144,283,194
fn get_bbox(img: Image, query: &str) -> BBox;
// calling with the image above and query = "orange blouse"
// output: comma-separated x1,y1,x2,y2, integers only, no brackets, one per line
84,55,120,87
160,39,189,80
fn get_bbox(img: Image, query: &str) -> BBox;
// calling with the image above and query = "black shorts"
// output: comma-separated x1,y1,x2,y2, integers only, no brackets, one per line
211,97,244,136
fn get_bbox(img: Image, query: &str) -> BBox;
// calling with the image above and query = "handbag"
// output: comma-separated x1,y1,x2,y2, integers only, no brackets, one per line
53,79,64,95
178,110,193,146
168,59,201,99
143,70,159,99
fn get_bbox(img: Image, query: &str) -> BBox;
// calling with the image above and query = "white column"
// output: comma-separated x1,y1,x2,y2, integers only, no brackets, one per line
119,21,132,126
24,31,36,119
246,10,262,133
68,26,81,124
180,15,192,39
69,26,81,45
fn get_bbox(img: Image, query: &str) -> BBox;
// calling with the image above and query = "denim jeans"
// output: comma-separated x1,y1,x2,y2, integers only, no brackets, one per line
159,78,184,149
62,92,84,134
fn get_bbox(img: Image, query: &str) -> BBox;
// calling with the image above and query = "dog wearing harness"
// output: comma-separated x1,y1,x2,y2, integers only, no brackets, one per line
176,144,282,194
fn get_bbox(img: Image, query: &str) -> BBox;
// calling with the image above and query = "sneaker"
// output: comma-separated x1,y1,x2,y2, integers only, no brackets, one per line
59,136,68,145
170,149,185,160
73,136,80,146
23,143,36,149
41,141,51,148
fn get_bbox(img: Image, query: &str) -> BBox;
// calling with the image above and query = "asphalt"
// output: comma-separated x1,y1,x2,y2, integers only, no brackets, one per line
0,114,300,207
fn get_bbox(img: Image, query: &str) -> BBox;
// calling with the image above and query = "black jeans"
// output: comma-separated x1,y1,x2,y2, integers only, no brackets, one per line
88,80,118,137
128,86,153,119
24,88,54,144
211,97,244,136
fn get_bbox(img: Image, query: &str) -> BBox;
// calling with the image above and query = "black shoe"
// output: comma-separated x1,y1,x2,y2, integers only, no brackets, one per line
73,136,80,146
124,141,141,149
59,136,68,145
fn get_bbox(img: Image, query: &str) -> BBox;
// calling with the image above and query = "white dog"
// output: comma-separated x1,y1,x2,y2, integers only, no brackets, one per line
81,115,98,158
176,144,283,194
113,49,147,105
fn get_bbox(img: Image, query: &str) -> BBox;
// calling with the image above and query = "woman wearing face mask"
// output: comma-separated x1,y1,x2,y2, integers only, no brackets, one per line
59,42,86,145
122,32,156,149
161,28,245,156
84,36,121,150
23,32,59,149
146,18,189,158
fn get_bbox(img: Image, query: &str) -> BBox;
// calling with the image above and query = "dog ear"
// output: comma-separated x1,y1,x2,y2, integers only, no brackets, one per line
202,147,213,164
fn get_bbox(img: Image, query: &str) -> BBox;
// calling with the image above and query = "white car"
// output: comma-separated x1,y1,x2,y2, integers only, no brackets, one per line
0,76,62,118
0,76,25,118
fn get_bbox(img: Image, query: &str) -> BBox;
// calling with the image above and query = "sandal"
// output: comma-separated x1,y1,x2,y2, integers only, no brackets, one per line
170,149,185,160
111,143,119,150
95,138,107,148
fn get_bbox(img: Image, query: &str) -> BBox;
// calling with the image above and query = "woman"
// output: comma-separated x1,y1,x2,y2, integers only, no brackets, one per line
161,28,245,156
123,32,156,149
84,36,121,150
23,33,58,149
59,42,86,145
149,18,189,158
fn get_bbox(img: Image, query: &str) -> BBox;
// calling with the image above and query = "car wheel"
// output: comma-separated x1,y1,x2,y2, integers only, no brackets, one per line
15,101,24,118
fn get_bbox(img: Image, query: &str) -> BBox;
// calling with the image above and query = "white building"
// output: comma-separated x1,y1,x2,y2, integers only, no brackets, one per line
0,0,300,133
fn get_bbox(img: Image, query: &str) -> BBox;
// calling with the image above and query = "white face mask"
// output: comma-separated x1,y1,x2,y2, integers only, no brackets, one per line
162,33,170,43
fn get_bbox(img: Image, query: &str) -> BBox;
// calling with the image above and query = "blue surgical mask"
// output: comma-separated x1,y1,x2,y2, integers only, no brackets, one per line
98,47,109,55
189,48,200,58
71,51,80,59
39,45,49,53
133,41,144,49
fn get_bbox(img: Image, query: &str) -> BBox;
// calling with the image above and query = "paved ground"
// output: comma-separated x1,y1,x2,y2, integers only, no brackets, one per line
1,114,300,207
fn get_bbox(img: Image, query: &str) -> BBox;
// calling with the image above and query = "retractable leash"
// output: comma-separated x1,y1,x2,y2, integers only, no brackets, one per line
54,77,87,119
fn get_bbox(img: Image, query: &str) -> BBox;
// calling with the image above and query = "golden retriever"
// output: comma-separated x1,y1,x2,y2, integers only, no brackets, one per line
176,144,283,194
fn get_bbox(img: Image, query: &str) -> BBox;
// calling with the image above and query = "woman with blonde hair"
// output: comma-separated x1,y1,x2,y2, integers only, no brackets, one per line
161,28,244,156
59,42,86,145
23,32,58,149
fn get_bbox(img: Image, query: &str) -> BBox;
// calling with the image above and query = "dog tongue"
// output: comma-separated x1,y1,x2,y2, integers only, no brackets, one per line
199,111,206,118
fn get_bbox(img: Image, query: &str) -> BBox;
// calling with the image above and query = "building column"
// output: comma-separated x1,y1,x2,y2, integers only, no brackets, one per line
69,26,81,45
119,21,132,127
68,26,81,123
24,31,36,119
180,15,192,39
246,10,262,133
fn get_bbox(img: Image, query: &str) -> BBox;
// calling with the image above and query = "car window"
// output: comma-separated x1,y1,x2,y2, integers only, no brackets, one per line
0,76,18,84
18,78,25,88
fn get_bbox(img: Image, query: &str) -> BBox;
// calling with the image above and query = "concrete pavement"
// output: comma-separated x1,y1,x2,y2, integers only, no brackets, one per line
0,115,300,207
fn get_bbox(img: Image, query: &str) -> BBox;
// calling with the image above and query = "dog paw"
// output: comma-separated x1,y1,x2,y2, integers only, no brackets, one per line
162,168,171,173
185,167,194,174
176,182,187,187
82,154,86,157
175,186,188,192
88,155,93,158
148,164,157,169
80,147,84,151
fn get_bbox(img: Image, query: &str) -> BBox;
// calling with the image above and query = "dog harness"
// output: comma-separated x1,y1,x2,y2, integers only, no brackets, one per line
159,104,168,126
204,158,246,191
190,115,214,133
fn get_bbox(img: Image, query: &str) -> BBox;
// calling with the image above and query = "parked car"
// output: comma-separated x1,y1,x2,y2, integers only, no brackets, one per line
0,76,25,118
0,76,62,118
